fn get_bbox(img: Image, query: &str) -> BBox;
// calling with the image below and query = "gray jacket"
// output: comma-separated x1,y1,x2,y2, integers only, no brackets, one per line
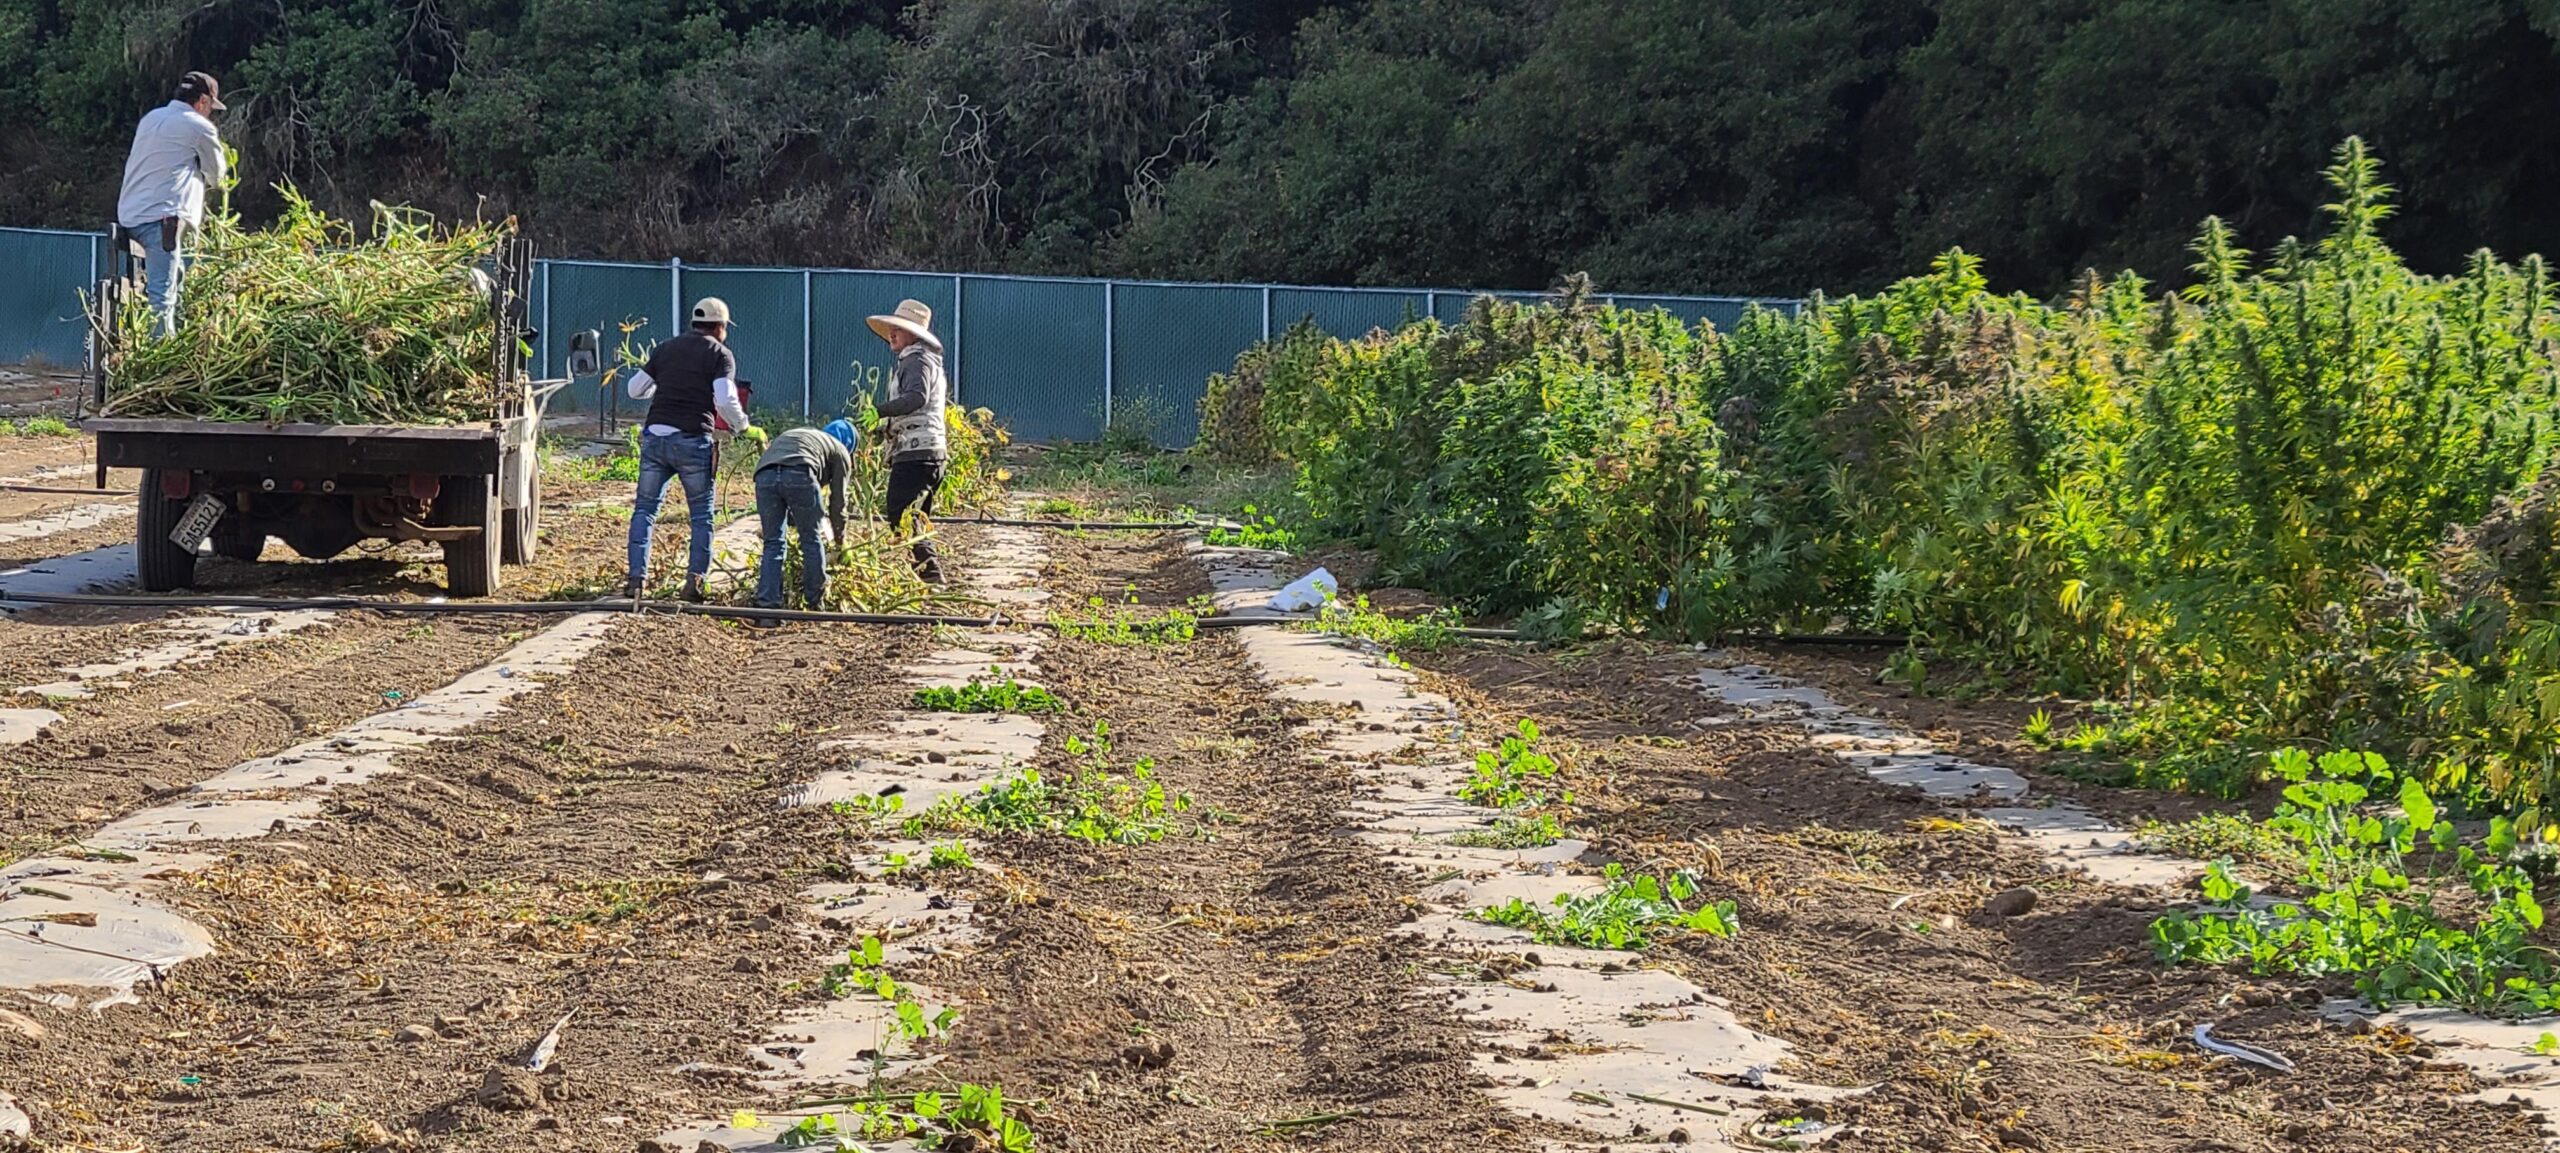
877,343,948,464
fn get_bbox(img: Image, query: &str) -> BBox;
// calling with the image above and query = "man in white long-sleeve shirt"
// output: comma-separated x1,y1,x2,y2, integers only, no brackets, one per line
116,71,228,335
623,297,755,601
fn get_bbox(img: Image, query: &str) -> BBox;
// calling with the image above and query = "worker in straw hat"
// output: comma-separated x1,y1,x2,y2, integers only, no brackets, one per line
624,297,754,601
868,298,949,584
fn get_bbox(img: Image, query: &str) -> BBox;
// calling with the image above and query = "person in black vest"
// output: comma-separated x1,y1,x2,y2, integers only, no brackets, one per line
624,297,754,601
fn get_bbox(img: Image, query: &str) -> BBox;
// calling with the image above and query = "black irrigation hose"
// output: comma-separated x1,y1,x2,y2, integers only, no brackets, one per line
0,587,1524,635
0,484,129,497
0,587,1910,648
933,515,1206,531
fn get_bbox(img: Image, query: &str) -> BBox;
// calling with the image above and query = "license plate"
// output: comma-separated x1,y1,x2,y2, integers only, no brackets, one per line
169,493,224,553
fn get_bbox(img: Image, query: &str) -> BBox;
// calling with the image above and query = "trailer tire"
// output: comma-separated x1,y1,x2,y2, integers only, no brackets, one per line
502,467,540,564
135,469,197,591
436,474,501,598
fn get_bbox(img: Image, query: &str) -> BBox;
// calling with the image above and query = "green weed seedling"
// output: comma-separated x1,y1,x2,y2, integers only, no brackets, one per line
1475,863,1739,949
901,722,1189,845
1456,719,1567,810
1054,590,1205,645
1204,504,1300,550
780,1082,1033,1152
1056,721,1187,845
821,935,961,1042
2150,748,2560,1016
913,668,1064,714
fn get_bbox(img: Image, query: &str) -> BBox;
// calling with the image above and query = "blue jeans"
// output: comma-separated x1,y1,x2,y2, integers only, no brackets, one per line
132,220,185,336
628,431,717,586
754,466,827,609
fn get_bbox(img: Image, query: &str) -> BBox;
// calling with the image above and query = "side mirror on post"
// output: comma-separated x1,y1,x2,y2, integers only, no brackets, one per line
566,330,601,377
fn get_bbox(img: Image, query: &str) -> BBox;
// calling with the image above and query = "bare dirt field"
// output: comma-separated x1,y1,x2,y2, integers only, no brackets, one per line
0,445,2548,1153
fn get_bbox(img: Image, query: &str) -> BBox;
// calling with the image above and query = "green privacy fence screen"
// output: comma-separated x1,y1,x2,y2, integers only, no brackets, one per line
2,230,1799,444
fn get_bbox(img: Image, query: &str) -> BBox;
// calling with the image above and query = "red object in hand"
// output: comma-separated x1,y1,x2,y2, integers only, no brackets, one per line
713,381,754,432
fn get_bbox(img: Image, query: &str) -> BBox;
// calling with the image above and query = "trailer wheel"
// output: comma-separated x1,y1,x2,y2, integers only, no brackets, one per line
502,466,541,564
436,474,501,597
135,468,198,591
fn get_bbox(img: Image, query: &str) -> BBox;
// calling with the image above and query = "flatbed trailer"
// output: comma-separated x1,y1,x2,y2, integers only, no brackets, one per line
82,234,597,597
88,381,557,596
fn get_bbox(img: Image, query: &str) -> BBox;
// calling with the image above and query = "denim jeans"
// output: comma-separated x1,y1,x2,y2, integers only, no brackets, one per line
754,465,827,609
628,430,717,586
132,220,185,336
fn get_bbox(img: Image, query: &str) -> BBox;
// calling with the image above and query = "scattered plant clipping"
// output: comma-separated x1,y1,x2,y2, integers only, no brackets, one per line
1476,864,1738,949
1301,595,1461,654
1447,812,1567,850
1053,592,1205,646
1204,504,1299,550
2150,749,2558,1015
913,669,1063,714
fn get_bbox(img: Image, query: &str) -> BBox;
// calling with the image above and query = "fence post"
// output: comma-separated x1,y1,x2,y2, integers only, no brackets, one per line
949,274,964,404
1425,290,1436,325
668,258,682,338
540,262,553,378
1101,281,1115,430
1261,285,1271,342
800,268,813,419
86,238,99,374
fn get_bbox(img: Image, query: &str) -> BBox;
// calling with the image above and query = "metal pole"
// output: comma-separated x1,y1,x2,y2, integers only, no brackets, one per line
669,257,682,338
1425,290,1436,325
86,238,99,375
949,274,964,404
541,262,554,376
1101,281,1115,429
800,268,813,419
1261,285,1271,342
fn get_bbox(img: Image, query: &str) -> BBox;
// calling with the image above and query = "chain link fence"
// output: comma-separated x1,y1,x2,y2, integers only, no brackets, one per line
2,230,1799,443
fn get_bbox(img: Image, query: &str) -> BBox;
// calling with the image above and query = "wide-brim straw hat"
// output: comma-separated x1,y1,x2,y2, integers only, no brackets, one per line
867,299,942,350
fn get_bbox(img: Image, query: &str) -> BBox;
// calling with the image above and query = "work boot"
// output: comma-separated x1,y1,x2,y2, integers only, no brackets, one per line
913,542,946,585
680,575,708,604
622,579,644,601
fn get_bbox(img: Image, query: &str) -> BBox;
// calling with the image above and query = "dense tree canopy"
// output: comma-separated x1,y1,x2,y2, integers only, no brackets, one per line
4,0,2558,296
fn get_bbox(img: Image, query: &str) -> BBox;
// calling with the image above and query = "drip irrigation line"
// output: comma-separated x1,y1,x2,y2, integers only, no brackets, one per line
0,587,1528,636
0,587,1908,646
907,514,1209,531
0,483,127,496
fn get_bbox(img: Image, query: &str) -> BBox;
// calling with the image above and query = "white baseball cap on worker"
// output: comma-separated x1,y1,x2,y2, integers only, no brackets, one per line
866,299,941,351
691,297,733,327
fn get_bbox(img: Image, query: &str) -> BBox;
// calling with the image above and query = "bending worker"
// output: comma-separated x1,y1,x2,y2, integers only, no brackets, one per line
867,299,949,584
625,297,754,602
752,419,858,619
115,71,227,334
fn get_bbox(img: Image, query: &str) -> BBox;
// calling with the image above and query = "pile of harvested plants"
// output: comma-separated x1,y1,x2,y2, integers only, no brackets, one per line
102,188,511,425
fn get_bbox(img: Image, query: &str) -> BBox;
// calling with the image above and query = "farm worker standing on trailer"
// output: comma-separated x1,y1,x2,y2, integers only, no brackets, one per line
749,419,858,623
624,297,755,602
115,71,227,335
869,299,949,584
